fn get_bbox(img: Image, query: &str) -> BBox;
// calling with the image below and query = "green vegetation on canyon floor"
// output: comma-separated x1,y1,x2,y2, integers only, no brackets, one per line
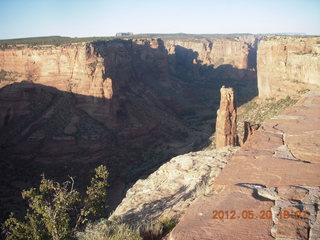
0,70,18,82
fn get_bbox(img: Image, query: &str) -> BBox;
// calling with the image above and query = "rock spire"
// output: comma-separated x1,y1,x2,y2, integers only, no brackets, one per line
215,86,239,148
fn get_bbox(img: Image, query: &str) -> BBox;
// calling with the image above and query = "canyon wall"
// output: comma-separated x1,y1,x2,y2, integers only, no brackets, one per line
0,36,258,221
0,39,185,222
0,43,108,96
165,38,251,70
0,39,172,127
257,36,320,98
0,37,258,133
164,37,258,85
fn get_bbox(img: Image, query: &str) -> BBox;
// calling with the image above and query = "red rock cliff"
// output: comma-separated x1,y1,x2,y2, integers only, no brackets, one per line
257,36,320,98
215,86,238,148
0,43,108,97
0,39,172,127
165,38,252,70
0,37,257,221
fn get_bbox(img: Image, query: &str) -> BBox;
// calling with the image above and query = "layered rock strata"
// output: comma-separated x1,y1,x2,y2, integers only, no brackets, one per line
215,86,239,148
164,37,253,70
0,37,258,221
258,36,320,98
169,89,320,240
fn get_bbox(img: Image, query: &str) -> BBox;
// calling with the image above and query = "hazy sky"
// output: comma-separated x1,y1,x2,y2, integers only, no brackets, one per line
0,0,319,39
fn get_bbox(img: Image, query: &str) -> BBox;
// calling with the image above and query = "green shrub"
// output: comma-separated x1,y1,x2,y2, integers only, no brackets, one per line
0,70,18,82
160,217,176,233
2,165,109,240
138,217,176,239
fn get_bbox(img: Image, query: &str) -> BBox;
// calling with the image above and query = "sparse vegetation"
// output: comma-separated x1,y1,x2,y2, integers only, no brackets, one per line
0,36,115,48
0,33,259,49
77,216,176,240
160,217,176,234
1,161,178,240
237,93,306,140
87,62,98,71
192,180,212,197
297,88,310,94
2,165,109,240
0,70,17,82
77,217,142,240
139,217,177,239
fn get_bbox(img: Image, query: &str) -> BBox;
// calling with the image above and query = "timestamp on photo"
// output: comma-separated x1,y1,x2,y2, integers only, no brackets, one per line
211,210,308,220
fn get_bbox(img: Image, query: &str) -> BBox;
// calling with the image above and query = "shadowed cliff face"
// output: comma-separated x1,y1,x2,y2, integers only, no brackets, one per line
0,37,258,221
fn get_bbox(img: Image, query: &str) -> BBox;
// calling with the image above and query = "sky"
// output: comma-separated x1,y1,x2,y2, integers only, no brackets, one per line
0,0,319,39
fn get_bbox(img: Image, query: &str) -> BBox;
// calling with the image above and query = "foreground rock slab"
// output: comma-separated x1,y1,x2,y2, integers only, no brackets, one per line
111,147,239,224
170,89,320,240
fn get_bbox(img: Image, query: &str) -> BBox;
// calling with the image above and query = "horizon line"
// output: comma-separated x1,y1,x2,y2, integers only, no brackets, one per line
1,32,318,41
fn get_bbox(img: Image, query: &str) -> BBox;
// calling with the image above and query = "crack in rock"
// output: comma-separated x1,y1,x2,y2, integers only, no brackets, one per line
244,185,320,240
273,145,299,161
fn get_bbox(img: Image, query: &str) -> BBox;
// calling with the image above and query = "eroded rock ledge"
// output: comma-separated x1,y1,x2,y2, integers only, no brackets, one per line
111,147,239,224
169,89,320,240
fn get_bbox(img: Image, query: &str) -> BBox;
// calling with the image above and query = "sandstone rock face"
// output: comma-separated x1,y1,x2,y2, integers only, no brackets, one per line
242,121,260,144
0,40,172,126
0,43,106,96
111,147,239,224
170,89,320,240
165,38,252,70
164,37,258,86
215,86,238,148
0,39,189,221
0,37,258,128
257,36,320,98
0,36,258,222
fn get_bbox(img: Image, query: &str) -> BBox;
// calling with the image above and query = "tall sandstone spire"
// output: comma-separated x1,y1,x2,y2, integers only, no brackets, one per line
215,86,239,148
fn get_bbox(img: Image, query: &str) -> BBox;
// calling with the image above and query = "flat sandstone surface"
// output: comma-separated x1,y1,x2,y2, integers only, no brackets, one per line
170,89,320,240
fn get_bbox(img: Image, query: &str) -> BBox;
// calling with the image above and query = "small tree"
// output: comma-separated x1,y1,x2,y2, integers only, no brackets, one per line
2,165,109,240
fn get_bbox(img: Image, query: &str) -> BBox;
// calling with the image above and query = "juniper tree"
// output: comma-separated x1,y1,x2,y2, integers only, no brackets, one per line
2,165,109,240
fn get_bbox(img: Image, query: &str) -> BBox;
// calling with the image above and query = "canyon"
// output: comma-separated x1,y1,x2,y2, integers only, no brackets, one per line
0,36,258,221
1,34,320,239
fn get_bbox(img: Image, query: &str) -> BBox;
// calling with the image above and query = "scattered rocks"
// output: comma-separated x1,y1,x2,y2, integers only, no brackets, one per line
253,185,320,240
273,145,298,161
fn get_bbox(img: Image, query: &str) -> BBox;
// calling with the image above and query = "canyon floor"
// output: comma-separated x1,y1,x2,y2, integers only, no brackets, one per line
169,89,320,240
